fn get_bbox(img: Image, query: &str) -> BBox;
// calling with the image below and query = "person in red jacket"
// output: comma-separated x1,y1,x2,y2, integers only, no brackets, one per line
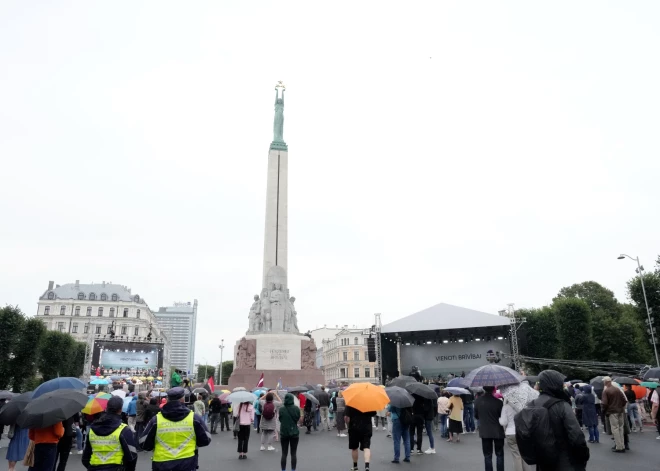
28,422,64,471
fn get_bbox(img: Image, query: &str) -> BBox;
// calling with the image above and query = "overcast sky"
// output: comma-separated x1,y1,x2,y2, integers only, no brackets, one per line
1,1,659,370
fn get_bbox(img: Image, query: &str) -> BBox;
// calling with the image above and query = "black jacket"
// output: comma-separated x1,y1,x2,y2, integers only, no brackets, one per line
474,394,504,439
82,413,137,471
531,370,589,471
140,401,211,471
316,391,330,408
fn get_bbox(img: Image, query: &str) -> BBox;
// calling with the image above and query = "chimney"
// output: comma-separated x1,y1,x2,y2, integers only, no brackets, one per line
48,281,54,290
75,280,79,288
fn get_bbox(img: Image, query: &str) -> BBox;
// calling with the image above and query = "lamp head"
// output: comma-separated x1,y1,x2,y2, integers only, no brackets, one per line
617,255,625,260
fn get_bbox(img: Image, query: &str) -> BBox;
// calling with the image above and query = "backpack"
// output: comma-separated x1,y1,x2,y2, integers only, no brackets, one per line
514,398,562,466
399,407,414,427
263,401,275,420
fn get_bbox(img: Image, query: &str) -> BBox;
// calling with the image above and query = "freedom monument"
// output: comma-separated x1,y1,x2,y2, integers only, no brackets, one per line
228,83,324,388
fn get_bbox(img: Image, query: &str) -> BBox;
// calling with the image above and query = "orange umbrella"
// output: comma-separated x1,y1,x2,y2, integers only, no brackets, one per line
632,379,647,400
342,383,390,412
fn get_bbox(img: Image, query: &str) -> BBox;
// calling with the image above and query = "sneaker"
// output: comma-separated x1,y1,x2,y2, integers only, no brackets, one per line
403,458,411,462
382,427,386,431
77,450,83,455
260,446,265,451
340,433,347,437
424,449,436,454
386,434,392,438
373,425,377,428
416,449,423,455
657,436,660,440
267,446,275,451
391,459,400,464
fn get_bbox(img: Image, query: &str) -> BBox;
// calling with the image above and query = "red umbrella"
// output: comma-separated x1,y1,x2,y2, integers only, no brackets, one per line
218,392,231,404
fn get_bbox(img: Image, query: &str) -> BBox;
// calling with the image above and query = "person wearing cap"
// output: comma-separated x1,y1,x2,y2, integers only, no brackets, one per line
82,396,137,471
601,376,628,452
140,387,211,471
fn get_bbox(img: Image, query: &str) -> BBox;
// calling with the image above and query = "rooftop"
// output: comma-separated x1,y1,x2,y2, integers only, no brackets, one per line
41,281,144,304
381,303,510,334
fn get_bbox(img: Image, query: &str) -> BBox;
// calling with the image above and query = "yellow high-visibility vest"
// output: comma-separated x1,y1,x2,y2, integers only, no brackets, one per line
89,423,127,466
153,411,196,462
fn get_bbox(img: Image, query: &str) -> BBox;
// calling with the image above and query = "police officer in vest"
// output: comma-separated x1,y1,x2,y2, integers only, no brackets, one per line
82,396,138,471
140,387,211,471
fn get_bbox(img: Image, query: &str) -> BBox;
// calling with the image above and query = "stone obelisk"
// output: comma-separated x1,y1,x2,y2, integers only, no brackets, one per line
228,83,323,389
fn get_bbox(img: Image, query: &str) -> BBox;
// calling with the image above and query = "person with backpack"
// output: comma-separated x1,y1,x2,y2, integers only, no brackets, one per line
516,370,589,470
278,394,301,471
259,392,282,451
474,386,505,471
387,403,411,463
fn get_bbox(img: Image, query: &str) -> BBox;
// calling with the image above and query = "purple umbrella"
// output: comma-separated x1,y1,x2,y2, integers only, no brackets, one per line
463,365,522,387
447,377,469,388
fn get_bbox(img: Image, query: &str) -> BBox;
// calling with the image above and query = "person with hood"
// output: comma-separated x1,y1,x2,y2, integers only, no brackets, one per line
499,383,538,471
135,393,148,449
527,370,589,470
82,396,137,471
278,394,300,471
576,385,599,443
140,387,211,471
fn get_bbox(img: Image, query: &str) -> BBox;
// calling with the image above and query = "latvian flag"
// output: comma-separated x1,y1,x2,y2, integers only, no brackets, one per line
256,373,265,388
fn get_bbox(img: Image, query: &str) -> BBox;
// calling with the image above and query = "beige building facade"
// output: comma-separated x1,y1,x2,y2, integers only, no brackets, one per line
322,328,378,385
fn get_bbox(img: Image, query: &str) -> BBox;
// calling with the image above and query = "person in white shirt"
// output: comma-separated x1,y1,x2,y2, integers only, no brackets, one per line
499,398,533,471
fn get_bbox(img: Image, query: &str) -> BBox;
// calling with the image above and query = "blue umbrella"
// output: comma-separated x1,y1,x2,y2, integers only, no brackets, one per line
122,397,133,413
90,379,109,385
447,377,469,388
444,387,470,396
463,365,522,387
33,377,86,399
110,376,121,381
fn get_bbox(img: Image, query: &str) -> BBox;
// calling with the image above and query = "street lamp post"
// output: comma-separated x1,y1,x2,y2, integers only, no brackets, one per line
218,339,225,385
618,254,660,367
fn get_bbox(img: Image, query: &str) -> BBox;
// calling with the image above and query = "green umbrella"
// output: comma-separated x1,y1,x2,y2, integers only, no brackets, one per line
640,381,659,389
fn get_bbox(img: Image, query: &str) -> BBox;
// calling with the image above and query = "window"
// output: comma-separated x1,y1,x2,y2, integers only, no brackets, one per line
95,326,101,334
354,337,358,345
353,351,359,361
44,306,50,315
364,337,368,345
84,324,89,334
343,351,348,361
109,308,115,317
123,308,128,318
98,307,103,316
89,293,96,300
134,326,139,336
78,292,85,300
365,351,369,361
60,306,66,315
354,367,360,378
57,322,65,332
340,368,347,378
107,325,113,334
134,295,140,303
365,367,370,378
47,292,54,300
72,323,78,333
100,293,107,301
136,309,140,319
121,326,127,335
75,306,80,316
111,294,118,301
86,307,92,316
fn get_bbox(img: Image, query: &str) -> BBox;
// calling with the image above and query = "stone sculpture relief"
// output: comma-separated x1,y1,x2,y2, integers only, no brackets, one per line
247,279,299,335
235,337,256,369
301,339,317,370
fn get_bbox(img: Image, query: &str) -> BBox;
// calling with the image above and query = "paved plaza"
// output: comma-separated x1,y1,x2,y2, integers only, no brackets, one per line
2,424,658,471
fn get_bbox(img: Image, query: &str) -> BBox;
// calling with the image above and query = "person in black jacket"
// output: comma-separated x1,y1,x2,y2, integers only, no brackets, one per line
409,394,426,455
54,414,77,471
208,396,222,434
474,386,505,471
528,370,589,471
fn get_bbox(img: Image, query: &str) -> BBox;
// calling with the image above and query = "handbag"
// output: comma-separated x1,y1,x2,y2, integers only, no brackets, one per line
23,440,35,468
8,424,15,439
233,404,242,432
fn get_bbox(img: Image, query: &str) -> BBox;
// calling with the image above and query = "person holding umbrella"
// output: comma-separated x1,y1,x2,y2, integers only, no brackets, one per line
82,396,137,471
140,388,211,469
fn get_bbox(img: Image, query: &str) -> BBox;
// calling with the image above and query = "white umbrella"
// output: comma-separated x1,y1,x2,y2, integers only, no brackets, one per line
111,390,127,398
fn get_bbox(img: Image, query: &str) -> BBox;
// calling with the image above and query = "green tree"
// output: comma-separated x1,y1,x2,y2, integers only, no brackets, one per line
196,364,216,381
10,318,46,392
627,270,660,325
221,361,233,385
0,306,25,389
37,331,76,381
555,281,620,316
519,307,558,360
553,298,593,360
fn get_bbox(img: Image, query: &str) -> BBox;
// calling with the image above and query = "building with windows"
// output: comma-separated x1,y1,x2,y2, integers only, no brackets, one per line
35,280,167,342
153,301,198,374
322,328,378,385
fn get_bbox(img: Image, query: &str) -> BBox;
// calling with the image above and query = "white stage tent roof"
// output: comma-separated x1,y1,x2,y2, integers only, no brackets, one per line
381,303,510,334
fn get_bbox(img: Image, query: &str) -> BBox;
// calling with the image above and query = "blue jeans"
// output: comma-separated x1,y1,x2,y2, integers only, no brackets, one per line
463,403,475,432
75,427,83,450
392,419,411,461
587,424,599,442
439,414,448,438
627,403,642,430
424,420,435,449
254,414,261,431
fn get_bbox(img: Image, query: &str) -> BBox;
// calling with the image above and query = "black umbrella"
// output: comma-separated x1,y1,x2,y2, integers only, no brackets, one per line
0,390,16,401
569,379,583,384
590,376,604,399
17,390,88,429
385,386,414,408
303,384,320,391
405,382,438,400
303,392,319,405
388,376,417,388
613,377,638,386
0,391,34,425
286,386,310,394
643,367,660,382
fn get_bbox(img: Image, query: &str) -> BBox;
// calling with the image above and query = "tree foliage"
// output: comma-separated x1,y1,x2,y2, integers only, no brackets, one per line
221,361,233,385
37,331,78,381
9,318,46,392
0,306,25,390
553,298,593,360
196,364,216,381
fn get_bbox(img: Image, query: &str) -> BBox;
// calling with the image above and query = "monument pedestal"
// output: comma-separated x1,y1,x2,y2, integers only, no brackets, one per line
228,333,324,389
